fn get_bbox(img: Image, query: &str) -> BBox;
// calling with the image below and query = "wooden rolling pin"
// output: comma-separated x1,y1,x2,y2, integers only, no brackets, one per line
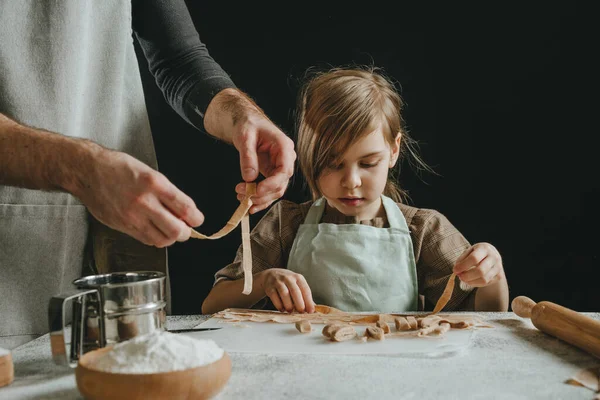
0,347,14,388
511,296,600,359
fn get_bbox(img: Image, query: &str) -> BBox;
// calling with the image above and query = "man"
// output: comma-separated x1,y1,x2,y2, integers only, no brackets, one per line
0,0,295,348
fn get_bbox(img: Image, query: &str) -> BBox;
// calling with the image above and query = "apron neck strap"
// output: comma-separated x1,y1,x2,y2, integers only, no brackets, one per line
305,197,327,224
381,195,404,229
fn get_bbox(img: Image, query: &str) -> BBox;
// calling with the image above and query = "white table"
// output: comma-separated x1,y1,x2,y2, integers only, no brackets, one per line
3,312,600,399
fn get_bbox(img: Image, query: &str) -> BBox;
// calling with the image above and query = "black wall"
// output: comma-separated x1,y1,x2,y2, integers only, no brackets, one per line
137,5,599,314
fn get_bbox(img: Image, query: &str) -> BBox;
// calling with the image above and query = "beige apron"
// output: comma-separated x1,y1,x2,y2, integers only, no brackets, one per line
0,1,167,349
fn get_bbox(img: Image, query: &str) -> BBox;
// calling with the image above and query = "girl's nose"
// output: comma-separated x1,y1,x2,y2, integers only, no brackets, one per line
341,167,361,189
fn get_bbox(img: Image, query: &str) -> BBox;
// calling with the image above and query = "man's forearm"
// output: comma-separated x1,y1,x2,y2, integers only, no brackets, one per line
0,113,99,195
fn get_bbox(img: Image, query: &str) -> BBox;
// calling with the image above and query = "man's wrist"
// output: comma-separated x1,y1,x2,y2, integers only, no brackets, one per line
203,88,262,142
50,135,104,198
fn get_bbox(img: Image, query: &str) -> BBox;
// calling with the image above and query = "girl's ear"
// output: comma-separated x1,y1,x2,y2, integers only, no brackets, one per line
389,132,402,168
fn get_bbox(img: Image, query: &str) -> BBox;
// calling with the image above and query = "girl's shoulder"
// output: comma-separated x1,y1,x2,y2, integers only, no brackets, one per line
270,199,313,219
257,199,314,229
395,202,453,230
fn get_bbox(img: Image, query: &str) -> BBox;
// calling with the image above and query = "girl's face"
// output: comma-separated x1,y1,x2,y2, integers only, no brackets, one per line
317,125,400,220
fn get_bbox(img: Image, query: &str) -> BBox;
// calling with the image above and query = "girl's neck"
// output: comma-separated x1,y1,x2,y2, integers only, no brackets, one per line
324,196,385,221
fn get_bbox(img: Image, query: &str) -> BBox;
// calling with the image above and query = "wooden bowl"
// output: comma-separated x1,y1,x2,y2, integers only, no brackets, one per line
0,352,14,388
75,346,231,400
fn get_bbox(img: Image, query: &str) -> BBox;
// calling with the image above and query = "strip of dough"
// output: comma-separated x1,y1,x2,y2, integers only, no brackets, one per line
190,183,256,240
432,273,456,314
190,183,256,295
241,209,252,294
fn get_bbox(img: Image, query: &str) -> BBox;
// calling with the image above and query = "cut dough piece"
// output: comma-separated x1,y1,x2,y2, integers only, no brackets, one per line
0,350,13,388
406,316,419,330
418,322,451,337
395,317,411,331
314,305,345,314
295,320,312,333
565,366,600,393
376,320,391,334
418,315,443,329
365,326,385,340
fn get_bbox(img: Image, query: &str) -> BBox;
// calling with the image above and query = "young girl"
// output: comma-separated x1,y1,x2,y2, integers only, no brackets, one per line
202,66,509,314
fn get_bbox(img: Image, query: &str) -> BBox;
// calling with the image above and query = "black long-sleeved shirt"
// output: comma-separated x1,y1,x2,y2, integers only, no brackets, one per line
132,0,236,130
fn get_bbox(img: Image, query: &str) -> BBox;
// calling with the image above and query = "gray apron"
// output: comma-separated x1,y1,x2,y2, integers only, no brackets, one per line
0,1,166,349
287,195,419,313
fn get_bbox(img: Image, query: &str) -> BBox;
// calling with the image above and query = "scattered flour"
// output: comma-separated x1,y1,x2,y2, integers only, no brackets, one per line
0,347,9,357
90,330,224,374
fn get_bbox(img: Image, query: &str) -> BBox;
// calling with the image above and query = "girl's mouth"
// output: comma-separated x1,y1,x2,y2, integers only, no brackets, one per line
339,198,364,207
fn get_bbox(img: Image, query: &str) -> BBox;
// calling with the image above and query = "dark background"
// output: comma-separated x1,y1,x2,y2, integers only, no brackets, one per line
136,4,599,314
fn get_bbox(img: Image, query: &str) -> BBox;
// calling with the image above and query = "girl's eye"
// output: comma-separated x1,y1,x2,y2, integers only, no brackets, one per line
361,162,379,168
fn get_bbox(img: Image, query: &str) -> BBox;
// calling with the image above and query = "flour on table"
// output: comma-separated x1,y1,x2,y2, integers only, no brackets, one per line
90,330,224,374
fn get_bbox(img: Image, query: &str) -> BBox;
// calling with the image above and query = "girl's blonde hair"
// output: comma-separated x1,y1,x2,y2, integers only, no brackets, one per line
295,65,433,203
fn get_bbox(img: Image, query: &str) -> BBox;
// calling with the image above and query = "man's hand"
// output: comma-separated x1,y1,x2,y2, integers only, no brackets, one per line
73,148,204,248
204,89,296,213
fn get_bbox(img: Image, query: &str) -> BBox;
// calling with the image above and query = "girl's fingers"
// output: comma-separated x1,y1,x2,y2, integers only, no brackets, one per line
483,264,501,285
276,283,294,313
459,256,494,282
463,264,501,287
454,244,490,274
266,287,284,312
287,282,306,313
297,277,315,313
454,246,473,265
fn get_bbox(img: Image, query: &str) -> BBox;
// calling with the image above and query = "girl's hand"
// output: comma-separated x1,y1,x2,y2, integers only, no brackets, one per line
260,269,315,313
453,243,505,287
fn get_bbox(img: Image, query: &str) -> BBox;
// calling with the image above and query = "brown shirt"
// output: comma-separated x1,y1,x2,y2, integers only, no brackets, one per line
214,199,477,311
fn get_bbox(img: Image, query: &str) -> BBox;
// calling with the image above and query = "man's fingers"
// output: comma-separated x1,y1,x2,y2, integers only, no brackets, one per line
238,131,259,182
249,198,277,214
138,221,172,248
235,182,247,196
271,135,296,177
159,184,204,228
248,174,289,213
254,168,290,196
150,202,192,243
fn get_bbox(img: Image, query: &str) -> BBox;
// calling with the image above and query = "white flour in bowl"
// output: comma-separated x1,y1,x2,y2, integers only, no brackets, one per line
89,330,224,374
0,347,9,357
